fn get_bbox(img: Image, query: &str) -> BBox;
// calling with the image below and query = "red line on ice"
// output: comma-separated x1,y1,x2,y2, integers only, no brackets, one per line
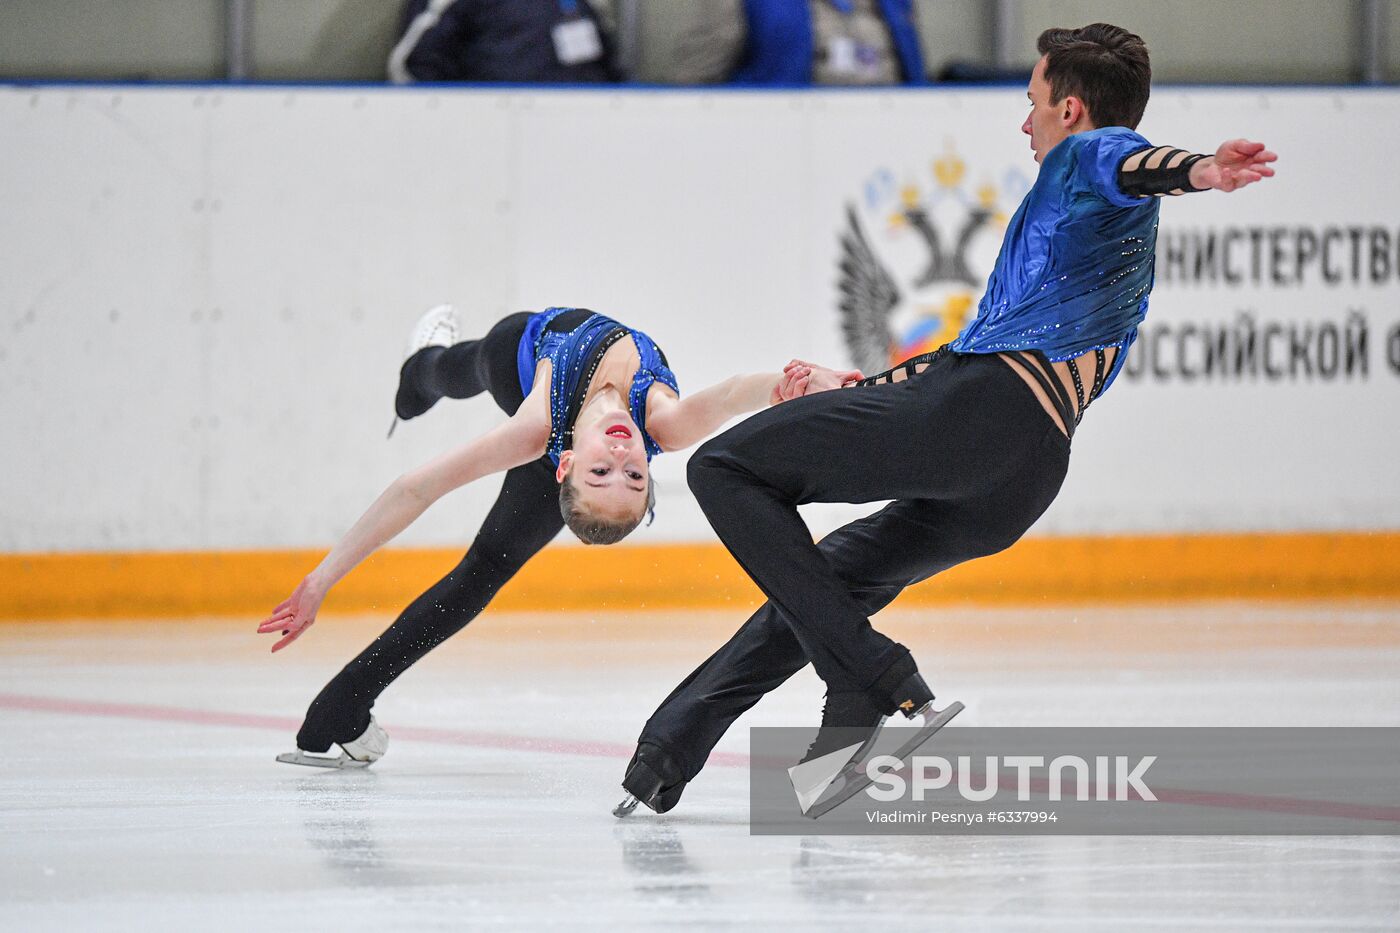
0,692,749,767
10,690,1393,824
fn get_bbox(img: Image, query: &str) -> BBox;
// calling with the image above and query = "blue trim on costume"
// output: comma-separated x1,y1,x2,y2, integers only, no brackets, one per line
624,328,679,460
516,308,677,466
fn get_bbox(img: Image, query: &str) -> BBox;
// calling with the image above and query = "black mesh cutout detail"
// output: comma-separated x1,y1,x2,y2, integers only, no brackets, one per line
852,347,947,387
1067,357,1086,414
1089,349,1107,404
1118,146,1208,198
1073,348,1111,426
1003,351,1075,439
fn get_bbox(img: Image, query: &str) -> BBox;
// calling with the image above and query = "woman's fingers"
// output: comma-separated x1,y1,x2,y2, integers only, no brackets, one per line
256,611,294,632
270,629,301,652
269,617,313,652
258,613,300,634
256,608,295,631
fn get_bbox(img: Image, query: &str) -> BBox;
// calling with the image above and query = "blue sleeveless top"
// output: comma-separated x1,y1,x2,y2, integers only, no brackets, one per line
516,307,680,465
948,127,1159,393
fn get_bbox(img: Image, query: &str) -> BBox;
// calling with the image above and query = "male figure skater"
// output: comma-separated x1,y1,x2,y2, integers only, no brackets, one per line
616,23,1277,816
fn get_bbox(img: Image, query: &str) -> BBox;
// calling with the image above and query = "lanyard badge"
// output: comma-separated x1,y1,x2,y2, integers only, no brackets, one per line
552,0,603,66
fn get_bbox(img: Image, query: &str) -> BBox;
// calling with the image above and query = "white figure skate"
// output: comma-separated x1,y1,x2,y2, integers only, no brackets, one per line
276,717,389,770
387,304,460,438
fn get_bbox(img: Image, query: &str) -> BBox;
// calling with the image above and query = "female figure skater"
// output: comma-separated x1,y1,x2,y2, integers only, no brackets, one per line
258,304,841,767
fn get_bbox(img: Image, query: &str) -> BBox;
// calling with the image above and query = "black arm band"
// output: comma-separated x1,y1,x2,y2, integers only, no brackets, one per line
852,347,948,387
1117,147,1209,197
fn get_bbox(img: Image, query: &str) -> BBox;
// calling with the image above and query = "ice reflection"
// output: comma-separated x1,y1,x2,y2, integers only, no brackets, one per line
614,822,711,902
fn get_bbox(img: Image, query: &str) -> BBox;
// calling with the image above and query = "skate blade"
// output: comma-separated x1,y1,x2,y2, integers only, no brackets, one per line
276,750,373,770
386,415,399,439
612,794,641,818
801,700,964,820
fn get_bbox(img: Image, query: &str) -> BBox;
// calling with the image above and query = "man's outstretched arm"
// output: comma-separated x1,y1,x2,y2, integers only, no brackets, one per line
1118,138,1277,197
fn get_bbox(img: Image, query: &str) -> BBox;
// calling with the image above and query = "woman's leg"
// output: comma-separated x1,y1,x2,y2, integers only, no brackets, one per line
396,311,533,419
685,354,1068,710
296,457,562,751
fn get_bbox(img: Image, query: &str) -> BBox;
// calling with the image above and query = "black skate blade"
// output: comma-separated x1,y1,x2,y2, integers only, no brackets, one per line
619,749,686,814
276,750,372,770
800,700,964,820
386,415,399,440
612,794,641,818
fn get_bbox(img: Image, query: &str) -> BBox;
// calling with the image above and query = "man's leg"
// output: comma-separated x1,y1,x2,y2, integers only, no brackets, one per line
687,368,1018,705
296,458,562,751
624,359,1071,810
627,492,1040,807
636,603,806,781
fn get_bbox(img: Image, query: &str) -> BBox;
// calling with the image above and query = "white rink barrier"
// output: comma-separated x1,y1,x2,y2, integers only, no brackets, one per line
2,85,1397,554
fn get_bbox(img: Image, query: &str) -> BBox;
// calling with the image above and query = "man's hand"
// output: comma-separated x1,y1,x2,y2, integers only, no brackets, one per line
256,576,326,653
1189,139,1277,193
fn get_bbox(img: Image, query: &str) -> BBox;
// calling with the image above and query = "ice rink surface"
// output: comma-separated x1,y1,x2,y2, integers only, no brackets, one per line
3,602,1399,931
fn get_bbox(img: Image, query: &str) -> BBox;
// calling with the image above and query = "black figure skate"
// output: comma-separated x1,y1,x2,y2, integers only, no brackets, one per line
789,674,963,819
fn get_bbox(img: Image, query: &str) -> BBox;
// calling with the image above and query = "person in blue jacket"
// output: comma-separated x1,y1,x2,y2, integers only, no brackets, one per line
731,0,926,85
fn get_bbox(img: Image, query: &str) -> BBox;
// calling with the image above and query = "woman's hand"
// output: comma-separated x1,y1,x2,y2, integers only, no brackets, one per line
256,576,327,653
774,366,810,401
772,365,812,404
777,359,863,399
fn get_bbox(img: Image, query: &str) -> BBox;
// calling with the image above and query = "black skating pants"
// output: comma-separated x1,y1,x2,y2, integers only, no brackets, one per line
297,312,566,751
641,350,1071,780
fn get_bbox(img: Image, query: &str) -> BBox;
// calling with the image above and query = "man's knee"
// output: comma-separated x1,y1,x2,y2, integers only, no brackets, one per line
686,435,738,499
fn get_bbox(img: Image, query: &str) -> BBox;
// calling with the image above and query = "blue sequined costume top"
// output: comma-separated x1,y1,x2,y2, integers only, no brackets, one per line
948,127,1158,391
516,307,680,465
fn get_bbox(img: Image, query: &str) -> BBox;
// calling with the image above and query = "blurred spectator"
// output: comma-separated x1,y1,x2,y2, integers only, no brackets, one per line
389,0,617,84
606,0,747,85
730,0,926,86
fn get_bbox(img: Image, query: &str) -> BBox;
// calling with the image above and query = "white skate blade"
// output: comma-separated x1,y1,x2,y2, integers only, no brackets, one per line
612,794,640,818
275,750,373,770
800,700,965,820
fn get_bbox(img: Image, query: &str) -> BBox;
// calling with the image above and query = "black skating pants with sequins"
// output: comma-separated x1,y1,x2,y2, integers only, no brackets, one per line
296,311,568,752
638,350,1072,781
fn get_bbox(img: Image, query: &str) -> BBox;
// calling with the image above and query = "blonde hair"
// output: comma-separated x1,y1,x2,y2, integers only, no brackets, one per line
558,467,657,545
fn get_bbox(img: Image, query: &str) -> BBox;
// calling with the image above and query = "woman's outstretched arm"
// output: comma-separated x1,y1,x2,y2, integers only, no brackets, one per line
646,362,863,452
257,394,550,652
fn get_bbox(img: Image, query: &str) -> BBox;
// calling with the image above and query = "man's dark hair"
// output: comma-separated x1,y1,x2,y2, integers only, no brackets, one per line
1037,24,1151,130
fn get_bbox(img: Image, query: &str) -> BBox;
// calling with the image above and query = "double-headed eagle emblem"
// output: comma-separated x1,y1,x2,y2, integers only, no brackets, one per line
838,148,1013,373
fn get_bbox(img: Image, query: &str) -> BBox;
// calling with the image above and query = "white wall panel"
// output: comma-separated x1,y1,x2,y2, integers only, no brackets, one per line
1,85,1396,553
